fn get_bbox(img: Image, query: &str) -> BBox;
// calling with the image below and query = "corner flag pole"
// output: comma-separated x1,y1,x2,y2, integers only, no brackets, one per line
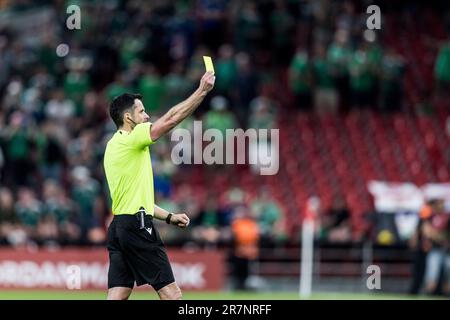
300,216,314,298
299,197,319,299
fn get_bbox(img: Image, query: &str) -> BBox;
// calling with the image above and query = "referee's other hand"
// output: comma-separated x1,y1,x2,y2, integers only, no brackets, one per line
198,71,215,93
171,213,190,228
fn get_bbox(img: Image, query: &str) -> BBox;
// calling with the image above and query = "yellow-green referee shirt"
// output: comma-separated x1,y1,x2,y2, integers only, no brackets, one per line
104,122,155,216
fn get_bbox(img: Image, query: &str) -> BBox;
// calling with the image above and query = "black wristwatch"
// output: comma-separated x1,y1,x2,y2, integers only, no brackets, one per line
166,213,173,224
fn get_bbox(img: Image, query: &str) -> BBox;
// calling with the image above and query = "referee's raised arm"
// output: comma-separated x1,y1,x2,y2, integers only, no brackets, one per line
150,71,215,142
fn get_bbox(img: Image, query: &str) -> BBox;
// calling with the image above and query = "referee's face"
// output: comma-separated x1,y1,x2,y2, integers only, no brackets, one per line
132,99,150,124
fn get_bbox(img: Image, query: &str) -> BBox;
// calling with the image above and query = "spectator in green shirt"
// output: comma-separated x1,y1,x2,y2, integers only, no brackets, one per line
162,62,193,112
215,44,238,98
0,187,23,246
380,48,405,112
289,47,312,111
434,41,450,94
105,73,133,103
37,35,59,76
42,179,80,245
15,187,43,239
270,0,295,66
3,111,34,187
203,96,238,172
313,43,339,115
204,96,238,136
249,96,277,130
63,67,91,116
349,42,378,109
327,29,352,113
139,64,165,112
250,188,286,244
233,1,264,53
70,166,104,245
120,34,145,69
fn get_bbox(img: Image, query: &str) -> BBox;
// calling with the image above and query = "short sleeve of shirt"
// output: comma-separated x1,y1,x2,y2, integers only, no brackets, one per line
128,122,154,149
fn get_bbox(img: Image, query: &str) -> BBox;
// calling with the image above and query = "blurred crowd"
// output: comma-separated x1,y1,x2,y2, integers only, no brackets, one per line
0,0,293,248
0,0,448,254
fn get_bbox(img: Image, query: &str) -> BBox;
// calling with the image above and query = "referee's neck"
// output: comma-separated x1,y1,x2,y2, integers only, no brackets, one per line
119,125,133,133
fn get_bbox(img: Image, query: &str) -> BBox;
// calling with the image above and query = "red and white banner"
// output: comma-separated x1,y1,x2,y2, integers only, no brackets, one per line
368,181,424,212
368,181,450,213
0,248,225,291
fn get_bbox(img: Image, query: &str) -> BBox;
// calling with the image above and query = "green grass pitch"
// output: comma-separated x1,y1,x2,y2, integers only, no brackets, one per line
0,290,445,300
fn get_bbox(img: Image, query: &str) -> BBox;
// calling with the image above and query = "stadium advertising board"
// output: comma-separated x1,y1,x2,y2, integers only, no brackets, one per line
0,248,225,291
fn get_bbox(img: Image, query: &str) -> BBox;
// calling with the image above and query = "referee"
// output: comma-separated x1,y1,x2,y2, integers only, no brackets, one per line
103,71,215,300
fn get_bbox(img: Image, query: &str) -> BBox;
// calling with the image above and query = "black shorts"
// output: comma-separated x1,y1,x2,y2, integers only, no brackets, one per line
107,214,175,291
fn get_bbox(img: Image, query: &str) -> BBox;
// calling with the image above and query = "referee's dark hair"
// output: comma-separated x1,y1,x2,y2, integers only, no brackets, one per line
110,93,142,128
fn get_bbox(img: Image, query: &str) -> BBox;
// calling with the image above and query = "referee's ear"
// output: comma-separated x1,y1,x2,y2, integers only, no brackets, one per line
124,112,135,126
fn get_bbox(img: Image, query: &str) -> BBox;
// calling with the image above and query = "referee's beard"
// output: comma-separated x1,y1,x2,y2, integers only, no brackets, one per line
129,118,149,129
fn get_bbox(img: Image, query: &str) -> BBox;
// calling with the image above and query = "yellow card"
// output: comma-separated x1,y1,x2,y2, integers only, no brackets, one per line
203,56,215,74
